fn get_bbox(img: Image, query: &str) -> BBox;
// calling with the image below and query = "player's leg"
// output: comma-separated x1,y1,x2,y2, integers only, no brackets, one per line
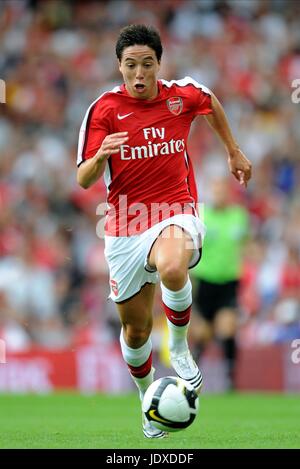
190,278,217,363
116,283,167,439
214,306,238,389
188,314,214,363
148,224,203,392
116,282,155,401
213,280,239,389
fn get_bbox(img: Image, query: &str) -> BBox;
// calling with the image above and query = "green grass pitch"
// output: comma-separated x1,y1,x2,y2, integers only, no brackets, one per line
0,392,299,449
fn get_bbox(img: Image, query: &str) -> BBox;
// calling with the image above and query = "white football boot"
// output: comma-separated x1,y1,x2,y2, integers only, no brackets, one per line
142,414,168,439
170,350,203,394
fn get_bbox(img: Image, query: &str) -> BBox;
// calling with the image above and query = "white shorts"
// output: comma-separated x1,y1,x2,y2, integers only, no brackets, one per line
104,214,206,303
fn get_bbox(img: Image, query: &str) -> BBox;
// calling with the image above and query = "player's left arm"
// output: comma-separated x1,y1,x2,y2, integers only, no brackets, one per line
205,92,252,187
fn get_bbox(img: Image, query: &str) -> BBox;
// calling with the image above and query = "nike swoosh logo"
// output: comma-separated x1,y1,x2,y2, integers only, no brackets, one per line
149,409,171,424
117,112,134,120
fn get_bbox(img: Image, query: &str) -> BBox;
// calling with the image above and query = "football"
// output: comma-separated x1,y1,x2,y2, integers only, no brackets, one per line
142,376,199,432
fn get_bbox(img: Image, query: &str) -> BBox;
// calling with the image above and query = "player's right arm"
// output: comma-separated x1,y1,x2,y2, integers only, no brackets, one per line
77,132,128,189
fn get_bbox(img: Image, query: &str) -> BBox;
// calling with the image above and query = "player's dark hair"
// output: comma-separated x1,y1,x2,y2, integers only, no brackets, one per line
116,24,163,62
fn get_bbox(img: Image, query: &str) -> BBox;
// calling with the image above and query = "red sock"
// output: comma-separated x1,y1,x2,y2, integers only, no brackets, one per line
127,351,153,378
163,303,191,327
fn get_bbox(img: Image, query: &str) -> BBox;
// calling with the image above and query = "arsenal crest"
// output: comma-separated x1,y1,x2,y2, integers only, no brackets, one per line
167,97,183,116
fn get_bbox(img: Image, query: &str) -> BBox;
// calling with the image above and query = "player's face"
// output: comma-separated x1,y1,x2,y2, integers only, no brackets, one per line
119,45,160,100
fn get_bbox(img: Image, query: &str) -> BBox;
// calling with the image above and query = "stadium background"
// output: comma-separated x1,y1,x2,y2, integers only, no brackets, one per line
0,0,300,396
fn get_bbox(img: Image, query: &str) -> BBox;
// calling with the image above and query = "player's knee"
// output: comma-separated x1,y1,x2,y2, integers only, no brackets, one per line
159,262,187,289
214,309,237,338
123,324,151,348
200,324,214,344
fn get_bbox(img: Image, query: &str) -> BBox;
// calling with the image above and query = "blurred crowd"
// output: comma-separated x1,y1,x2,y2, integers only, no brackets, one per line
0,0,299,352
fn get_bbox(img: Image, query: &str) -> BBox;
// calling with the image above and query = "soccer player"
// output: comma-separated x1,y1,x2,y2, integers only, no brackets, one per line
77,24,252,438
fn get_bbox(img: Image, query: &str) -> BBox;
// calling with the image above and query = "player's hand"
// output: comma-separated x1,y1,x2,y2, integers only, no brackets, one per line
227,147,252,188
95,132,128,162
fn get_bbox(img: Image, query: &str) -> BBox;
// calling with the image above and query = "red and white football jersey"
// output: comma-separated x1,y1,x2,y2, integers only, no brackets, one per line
77,76,212,236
